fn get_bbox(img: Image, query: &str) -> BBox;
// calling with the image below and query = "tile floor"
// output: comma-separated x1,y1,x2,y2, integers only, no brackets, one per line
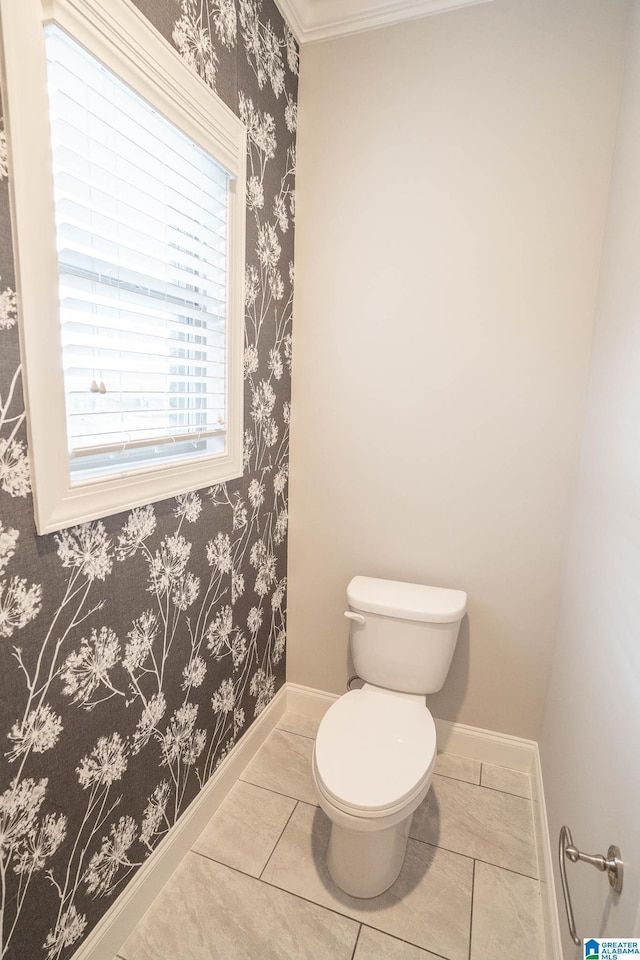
117,712,544,960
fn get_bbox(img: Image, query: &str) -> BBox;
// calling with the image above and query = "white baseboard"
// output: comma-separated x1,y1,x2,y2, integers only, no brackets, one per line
286,681,338,718
433,717,536,773
285,682,562,958
286,683,536,770
72,684,287,960
531,744,563,960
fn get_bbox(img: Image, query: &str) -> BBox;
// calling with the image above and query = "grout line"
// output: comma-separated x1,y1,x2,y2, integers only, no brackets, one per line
468,860,476,960
433,771,532,801
256,875,363,927
468,857,539,883
192,853,375,933
276,723,317,741
406,835,475,866
349,924,362,960
228,780,304,805
259,801,299,881
479,761,533,797
238,776,319,807
407,836,540,882
272,727,313,743
277,729,316,741
482,760,532,775
359,924,453,960
193,849,263,882
475,782,532,800
193,799,300,884
259,870,443,954
436,771,482,786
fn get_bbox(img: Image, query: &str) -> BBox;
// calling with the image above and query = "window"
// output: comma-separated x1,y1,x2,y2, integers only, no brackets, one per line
47,26,232,482
0,0,246,533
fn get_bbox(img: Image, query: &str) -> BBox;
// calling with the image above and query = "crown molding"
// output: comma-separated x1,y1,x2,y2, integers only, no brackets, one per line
274,0,494,43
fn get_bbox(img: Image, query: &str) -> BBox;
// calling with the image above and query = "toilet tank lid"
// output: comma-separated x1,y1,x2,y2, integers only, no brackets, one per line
347,576,467,623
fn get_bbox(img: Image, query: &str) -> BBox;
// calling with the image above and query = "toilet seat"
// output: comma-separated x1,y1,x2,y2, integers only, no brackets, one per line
313,686,436,817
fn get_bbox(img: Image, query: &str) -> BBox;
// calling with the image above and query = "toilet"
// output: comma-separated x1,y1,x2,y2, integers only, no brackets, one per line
312,575,467,898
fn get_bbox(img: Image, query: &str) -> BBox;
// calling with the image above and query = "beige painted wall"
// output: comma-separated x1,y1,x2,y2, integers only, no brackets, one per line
287,0,630,738
541,0,640,945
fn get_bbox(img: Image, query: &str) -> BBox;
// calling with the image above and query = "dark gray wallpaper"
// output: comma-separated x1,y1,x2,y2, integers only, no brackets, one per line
0,2,297,957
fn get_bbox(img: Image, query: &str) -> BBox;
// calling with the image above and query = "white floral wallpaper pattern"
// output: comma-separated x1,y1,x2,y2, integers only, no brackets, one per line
0,1,297,957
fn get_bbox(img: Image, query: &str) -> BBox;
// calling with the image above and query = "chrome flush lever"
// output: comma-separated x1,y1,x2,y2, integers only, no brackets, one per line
344,611,365,625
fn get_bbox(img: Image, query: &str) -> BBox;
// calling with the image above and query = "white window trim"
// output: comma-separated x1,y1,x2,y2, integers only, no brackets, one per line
0,0,246,534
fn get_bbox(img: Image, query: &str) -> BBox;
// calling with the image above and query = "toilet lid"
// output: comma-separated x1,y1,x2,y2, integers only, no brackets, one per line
314,688,436,812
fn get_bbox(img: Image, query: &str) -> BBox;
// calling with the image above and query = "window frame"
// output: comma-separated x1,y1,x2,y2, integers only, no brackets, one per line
0,0,246,534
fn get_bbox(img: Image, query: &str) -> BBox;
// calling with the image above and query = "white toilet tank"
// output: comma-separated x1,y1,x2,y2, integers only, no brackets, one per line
346,576,467,695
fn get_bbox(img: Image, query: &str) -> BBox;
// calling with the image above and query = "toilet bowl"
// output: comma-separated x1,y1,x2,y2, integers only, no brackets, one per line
312,684,437,897
312,576,466,898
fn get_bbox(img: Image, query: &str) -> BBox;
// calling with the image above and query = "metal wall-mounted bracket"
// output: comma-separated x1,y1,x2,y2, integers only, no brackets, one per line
559,825,624,945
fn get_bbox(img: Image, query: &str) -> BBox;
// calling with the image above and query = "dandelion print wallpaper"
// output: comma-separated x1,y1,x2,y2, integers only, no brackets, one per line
0,1,297,957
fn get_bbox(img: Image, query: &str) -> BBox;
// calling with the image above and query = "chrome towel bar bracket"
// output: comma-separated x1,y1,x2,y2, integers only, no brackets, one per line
559,824,624,946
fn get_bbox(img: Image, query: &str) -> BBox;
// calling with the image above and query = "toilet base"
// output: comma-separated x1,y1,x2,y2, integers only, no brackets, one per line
327,812,413,898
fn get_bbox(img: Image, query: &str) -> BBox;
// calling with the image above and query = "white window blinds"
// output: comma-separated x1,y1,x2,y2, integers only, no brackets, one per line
44,24,232,481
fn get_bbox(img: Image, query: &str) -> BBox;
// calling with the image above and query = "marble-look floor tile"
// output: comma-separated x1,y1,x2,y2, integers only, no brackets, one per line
470,860,544,958
354,926,445,959
411,775,537,878
262,801,473,960
277,712,321,740
434,752,481,784
120,852,358,960
193,781,296,877
241,728,317,805
481,763,531,799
